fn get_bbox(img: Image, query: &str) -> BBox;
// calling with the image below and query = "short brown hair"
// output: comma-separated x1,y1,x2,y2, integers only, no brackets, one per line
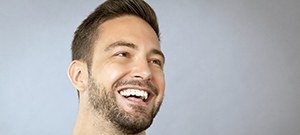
71,0,160,68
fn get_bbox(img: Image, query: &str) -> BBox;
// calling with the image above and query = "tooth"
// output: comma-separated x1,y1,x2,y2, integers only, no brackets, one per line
120,91,124,96
133,90,137,96
133,90,136,96
139,90,143,97
145,92,148,100
124,90,129,96
127,90,131,96
140,91,143,98
141,91,145,99
132,90,136,96
130,90,134,96
140,90,144,98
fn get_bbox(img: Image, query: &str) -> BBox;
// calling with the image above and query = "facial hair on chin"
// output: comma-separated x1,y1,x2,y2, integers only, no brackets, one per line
87,76,163,134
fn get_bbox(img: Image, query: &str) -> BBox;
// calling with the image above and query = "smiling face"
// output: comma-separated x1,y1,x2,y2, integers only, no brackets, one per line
87,15,165,133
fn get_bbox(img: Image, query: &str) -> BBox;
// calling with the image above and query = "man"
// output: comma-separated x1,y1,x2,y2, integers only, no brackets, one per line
67,0,165,135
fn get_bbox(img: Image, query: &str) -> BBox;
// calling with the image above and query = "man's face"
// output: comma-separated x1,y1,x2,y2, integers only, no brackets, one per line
87,15,165,133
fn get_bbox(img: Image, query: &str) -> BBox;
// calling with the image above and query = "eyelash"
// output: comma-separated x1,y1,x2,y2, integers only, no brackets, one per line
114,51,130,57
114,51,163,67
149,59,163,67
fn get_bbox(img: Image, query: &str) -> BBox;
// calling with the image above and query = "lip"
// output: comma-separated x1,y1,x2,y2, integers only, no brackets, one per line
115,86,155,105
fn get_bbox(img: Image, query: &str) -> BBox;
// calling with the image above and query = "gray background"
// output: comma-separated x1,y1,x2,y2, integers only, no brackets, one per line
1,0,299,135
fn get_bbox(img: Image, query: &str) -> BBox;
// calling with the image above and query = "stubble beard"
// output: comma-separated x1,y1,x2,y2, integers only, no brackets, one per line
87,76,163,134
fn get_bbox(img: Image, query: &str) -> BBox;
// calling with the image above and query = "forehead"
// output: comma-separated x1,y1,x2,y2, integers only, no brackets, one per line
94,15,160,50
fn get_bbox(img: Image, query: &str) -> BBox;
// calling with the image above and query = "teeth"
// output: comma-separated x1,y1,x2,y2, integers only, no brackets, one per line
119,89,149,100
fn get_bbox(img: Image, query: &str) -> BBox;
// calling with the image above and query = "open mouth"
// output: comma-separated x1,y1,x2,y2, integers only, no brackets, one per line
118,89,151,102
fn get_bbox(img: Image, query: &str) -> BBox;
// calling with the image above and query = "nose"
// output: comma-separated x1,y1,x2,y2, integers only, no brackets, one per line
130,59,152,80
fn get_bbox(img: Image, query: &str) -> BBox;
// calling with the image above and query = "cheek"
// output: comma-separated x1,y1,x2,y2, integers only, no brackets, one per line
107,69,123,81
98,64,129,88
153,71,165,95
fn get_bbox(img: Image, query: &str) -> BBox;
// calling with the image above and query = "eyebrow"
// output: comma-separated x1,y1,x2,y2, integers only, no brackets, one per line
104,41,137,51
151,49,165,64
105,41,165,63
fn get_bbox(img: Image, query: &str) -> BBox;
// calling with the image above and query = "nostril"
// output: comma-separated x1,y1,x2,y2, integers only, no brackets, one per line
133,74,152,80
133,75,142,79
133,75,141,78
133,75,145,79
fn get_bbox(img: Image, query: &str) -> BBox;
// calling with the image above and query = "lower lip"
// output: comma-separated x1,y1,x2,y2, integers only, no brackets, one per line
117,93,150,107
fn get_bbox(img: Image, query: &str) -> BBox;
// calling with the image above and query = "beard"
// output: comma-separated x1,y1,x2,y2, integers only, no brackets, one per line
87,76,163,134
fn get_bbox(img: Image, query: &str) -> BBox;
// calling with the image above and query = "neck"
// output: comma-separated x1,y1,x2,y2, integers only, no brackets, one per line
72,103,146,135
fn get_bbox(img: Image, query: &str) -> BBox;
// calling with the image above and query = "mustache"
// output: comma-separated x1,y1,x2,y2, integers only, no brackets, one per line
112,79,158,95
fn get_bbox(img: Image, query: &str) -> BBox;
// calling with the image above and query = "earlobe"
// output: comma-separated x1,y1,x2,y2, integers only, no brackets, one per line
67,60,88,92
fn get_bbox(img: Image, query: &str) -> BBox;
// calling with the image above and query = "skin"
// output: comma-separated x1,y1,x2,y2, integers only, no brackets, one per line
68,15,165,135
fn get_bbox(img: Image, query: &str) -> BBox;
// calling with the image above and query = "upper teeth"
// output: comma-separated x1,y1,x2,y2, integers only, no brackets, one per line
120,89,149,100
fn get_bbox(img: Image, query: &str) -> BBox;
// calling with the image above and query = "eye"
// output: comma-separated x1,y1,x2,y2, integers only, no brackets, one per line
149,59,163,67
114,51,130,57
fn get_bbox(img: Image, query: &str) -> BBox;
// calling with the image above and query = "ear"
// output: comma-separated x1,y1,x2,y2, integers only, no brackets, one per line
67,60,89,92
